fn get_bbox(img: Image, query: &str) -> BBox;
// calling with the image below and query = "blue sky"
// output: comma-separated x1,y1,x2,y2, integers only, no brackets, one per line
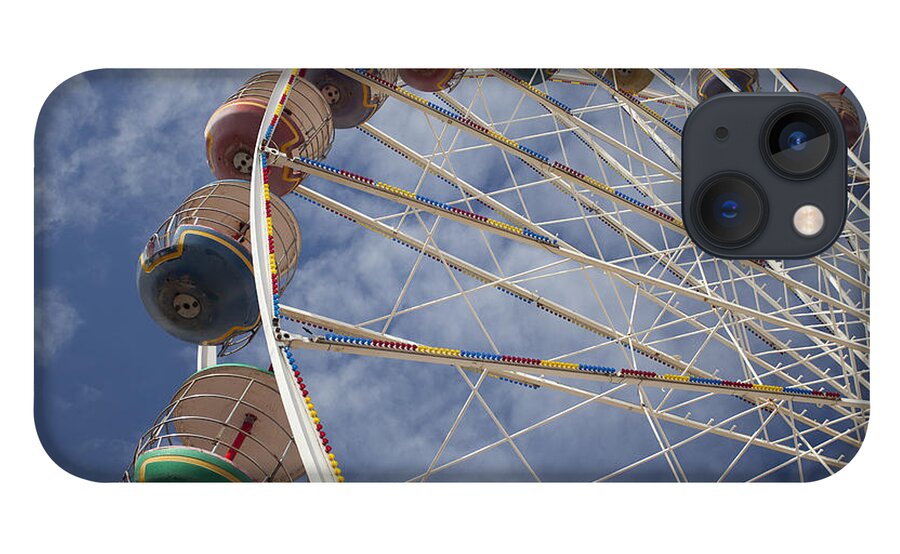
34,68,866,482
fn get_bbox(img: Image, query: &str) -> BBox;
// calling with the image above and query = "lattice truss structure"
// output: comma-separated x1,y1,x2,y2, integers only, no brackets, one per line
268,69,869,482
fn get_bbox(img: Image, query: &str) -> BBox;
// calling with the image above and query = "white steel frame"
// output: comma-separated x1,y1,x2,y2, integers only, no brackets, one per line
247,70,336,482
245,68,868,482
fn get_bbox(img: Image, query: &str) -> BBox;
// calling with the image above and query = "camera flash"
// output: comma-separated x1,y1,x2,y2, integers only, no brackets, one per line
793,205,825,237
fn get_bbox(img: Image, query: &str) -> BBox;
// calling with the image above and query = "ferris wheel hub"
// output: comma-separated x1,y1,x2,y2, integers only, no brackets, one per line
232,151,253,174
321,83,341,105
173,293,201,319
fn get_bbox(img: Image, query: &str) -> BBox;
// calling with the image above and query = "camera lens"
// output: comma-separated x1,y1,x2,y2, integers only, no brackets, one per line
787,130,808,151
765,107,833,177
696,174,766,246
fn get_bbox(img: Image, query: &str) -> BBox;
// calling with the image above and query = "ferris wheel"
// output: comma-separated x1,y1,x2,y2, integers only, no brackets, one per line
127,68,869,483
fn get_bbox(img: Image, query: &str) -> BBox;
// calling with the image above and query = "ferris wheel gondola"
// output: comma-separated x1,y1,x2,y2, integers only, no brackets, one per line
137,179,301,352
302,68,398,129
599,68,655,93
696,68,759,100
819,90,862,147
398,69,466,92
205,72,333,196
131,363,305,482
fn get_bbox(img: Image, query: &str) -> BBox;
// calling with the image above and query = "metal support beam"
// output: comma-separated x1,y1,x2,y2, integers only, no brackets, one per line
196,345,217,372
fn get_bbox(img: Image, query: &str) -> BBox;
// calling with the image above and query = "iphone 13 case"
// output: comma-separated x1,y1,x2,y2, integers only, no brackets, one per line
34,68,869,482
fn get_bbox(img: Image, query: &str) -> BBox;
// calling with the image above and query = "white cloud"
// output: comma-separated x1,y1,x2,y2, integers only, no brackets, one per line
35,69,258,238
34,287,83,360
79,384,102,403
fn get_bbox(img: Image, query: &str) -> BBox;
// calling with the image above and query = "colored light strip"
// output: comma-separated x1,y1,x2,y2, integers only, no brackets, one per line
356,126,502,217
321,334,539,389
260,71,343,482
280,310,538,391
493,68,683,187
318,332,842,402
286,153,560,247
493,68,574,113
549,160,680,225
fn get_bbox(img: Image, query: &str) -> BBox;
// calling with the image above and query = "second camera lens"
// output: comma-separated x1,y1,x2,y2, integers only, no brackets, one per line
765,107,833,177
696,174,767,247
